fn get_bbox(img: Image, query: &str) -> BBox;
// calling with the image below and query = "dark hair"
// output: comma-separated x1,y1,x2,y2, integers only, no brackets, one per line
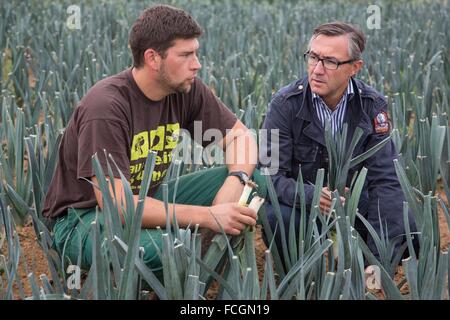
308,22,365,60
129,5,203,68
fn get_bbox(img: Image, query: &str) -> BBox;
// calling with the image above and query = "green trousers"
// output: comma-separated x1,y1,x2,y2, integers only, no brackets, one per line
53,167,267,275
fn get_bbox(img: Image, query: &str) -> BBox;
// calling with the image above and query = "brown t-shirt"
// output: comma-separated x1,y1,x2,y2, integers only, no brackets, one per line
43,68,237,218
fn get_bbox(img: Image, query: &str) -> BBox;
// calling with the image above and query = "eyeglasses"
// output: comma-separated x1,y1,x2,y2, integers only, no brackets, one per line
303,51,355,70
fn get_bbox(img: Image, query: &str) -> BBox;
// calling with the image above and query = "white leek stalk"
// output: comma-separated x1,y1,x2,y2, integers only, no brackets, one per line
238,181,257,206
248,195,265,217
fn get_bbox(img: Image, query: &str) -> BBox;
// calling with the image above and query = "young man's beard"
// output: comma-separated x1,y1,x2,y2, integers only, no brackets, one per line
159,63,192,94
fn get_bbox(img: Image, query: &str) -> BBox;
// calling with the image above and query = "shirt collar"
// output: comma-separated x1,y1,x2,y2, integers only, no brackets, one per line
312,79,354,104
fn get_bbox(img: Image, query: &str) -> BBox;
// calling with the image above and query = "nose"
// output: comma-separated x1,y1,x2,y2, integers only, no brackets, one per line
312,60,325,74
192,54,202,71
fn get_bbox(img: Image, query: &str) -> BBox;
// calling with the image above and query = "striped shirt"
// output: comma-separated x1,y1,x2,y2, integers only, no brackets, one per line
312,80,354,136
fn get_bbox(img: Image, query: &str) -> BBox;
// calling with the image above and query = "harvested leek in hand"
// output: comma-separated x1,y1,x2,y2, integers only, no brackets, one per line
238,180,258,206
237,180,264,218
232,180,265,251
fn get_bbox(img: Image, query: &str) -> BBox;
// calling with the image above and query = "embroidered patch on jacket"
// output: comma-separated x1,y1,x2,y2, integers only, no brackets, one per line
373,111,390,134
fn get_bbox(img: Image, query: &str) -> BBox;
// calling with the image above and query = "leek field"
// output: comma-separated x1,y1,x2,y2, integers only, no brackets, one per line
0,0,449,300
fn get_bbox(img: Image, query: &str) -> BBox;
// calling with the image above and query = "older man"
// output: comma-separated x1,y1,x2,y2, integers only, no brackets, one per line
260,22,417,260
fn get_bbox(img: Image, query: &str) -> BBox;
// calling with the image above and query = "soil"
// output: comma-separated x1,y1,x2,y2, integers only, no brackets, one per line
1,223,48,299
2,191,449,300
438,192,449,251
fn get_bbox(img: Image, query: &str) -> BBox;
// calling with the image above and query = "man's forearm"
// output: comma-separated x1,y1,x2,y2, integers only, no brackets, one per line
93,176,209,229
271,173,315,207
213,129,257,204
224,129,257,176
132,195,209,229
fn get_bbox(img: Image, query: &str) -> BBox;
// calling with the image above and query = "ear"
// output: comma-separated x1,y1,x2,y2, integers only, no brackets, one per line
143,48,161,71
351,59,364,76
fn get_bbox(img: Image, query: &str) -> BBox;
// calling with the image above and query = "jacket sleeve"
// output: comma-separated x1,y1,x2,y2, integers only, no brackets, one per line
363,98,408,258
259,93,315,207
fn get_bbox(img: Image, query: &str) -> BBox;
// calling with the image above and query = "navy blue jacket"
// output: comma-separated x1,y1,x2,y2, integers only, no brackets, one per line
260,76,409,256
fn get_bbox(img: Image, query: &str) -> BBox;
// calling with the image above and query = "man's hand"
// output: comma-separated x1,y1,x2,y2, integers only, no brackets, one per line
205,203,257,235
365,265,384,296
319,187,347,215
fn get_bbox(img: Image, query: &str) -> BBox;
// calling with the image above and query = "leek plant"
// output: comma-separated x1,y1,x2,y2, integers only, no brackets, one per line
0,100,31,224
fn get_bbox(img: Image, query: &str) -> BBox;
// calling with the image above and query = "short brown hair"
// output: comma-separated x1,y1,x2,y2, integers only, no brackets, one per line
129,5,203,68
308,22,365,60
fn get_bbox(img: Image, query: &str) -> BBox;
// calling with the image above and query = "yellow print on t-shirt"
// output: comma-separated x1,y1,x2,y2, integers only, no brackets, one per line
129,123,180,188
130,123,180,161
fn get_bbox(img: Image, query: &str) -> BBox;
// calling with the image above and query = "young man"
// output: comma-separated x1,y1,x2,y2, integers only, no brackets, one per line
260,22,418,260
43,5,265,274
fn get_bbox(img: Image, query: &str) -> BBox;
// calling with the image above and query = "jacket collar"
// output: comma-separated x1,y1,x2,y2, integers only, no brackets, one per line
344,78,373,147
295,77,372,147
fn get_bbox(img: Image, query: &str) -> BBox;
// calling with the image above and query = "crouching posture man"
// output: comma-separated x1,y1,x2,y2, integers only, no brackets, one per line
43,5,266,276
259,22,418,262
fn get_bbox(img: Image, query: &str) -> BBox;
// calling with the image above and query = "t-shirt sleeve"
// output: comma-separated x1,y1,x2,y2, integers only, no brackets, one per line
185,78,237,148
77,119,131,180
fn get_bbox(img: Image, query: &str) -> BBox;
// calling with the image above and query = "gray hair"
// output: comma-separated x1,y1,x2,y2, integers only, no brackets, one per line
307,22,365,60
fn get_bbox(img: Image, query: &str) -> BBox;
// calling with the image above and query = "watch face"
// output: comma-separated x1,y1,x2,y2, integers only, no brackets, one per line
230,171,248,184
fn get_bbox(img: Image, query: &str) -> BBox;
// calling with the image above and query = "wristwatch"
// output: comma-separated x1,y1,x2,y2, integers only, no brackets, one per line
228,171,249,185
